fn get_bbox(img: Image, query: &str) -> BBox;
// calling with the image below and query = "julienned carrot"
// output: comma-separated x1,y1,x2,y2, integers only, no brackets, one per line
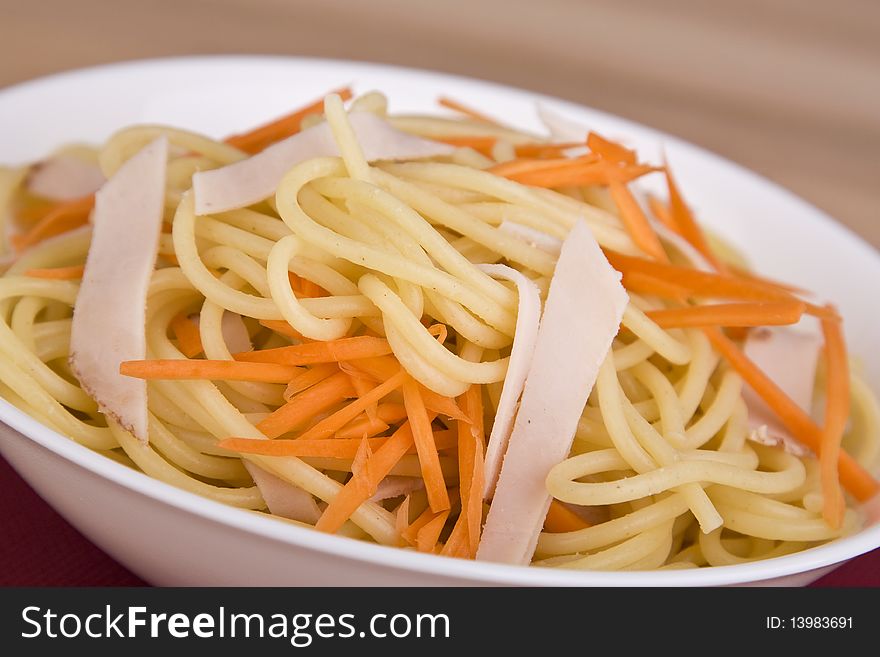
437,96,498,124
728,264,807,295
225,87,353,154
664,168,726,272
608,180,668,263
819,313,849,529
435,136,496,157
439,514,469,558
647,195,678,232
315,421,418,534
543,500,591,533
120,359,299,383
416,510,451,553
487,156,581,179
457,384,485,556
645,300,806,329
606,250,836,319
335,402,407,439
284,363,338,400
401,505,437,545
403,377,451,513
348,370,379,422
703,327,877,501
288,271,327,298
218,428,457,460
12,195,95,251
346,356,469,421
235,336,393,366
295,370,407,441
435,136,580,159
257,371,355,438
259,319,311,341
170,313,204,358
496,158,656,189
587,132,636,165
23,264,85,280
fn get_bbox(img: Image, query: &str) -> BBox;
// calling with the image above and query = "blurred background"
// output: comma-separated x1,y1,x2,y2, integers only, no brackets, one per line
1,0,878,247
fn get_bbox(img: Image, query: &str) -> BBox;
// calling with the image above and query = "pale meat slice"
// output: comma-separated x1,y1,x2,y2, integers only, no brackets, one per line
475,263,543,499
498,221,562,256
69,137,168,443
193,112,453,214
244,462,321,524
27,154,106,201
221,311,253,354
743,326,822,456
477,221,628,565
369,476,425,502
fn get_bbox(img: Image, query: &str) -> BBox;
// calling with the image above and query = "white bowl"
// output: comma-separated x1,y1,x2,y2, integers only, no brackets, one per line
1,56,878,586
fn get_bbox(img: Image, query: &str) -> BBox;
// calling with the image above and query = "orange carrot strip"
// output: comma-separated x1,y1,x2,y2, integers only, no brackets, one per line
664,167,725,272
235,336,393,365
296,370,407,441
437,96,498,124
416,510,451,553
120,359,299,383
608,180,668,263
646,300,805,329
219,436,389,458
487,156,577,179
435,136,496,157
647,195,678,232
23,264,85,280
225,87,353,154
728,264,807,295
12,195,94,251
284,363,338,399
348,371,379,422
587,132,636,164
543,500,591,533
819,312,849,529
457,384,485,556
257,371,356,438
403,377,450,513
703,327,877,501
401,505,437,545
335,402,407,439
439,514,470,558
169,313,204,358
515,142,582,158
315,421,418,533
499,159,656,188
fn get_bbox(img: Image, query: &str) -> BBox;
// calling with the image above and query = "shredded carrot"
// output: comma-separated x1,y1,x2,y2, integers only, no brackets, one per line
436,136,579,159
439,514,470,558
487,156,578,179
664,167,726,272
257,371,355,438
606,250,836,319
416,510,450,553
647,195,678,232
703,327,877,501
437,96,498,124
11,195,94,251
587,132,636,164
348,370,379,422
170,313,204,358
225,87,353,154
401,505,437,545
457,383,485,556
728,264,807,295
335,402,407,439
315,420,418,534
646,300,805,329
493,157,656,188
120,359,299,383
543,500,591,533
23,264,85,280
288,271,327,298
608,180,668,262
219,428,456,460
296,370,407,441
435,136,496,158
345,356,469,421
403,377,450,513
284,363,337,399
819,312,849,528
235,336,392,366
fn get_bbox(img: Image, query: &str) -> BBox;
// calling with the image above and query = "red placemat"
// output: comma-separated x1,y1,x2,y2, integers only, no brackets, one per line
0,454,877,587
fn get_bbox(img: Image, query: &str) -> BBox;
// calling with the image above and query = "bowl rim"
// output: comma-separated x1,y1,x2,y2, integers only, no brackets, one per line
1,54,878,586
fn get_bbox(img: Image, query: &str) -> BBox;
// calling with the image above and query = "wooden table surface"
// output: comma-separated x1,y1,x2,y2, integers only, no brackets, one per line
1,0,878,247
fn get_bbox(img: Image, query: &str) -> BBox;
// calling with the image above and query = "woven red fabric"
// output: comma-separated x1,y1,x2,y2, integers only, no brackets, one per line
0,455,876,586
